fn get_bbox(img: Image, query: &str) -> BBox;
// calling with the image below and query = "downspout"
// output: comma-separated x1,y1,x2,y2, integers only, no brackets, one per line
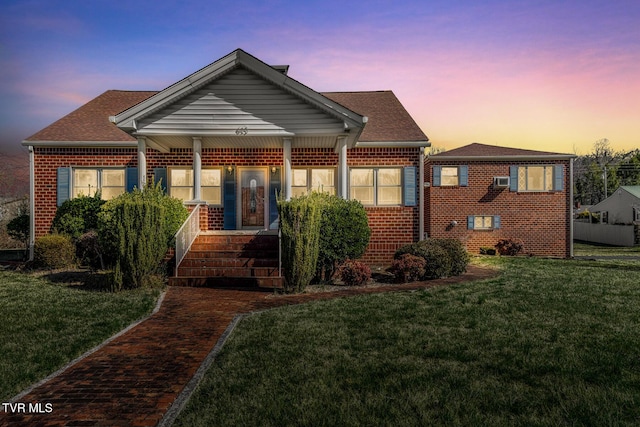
419,147,425,241
569,158,574,258
28,145,35,261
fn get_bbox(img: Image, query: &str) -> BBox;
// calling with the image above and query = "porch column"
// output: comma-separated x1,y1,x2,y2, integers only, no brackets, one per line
283,137,292,201
137,137,147,190
193,137,202,201
338,136,348,199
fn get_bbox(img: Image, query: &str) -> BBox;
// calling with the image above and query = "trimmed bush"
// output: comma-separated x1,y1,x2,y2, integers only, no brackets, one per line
339,259,371,286
277,194,322,293
430,238,470,276
495,238,525,256
394,240,452,279
389,253,426,283
6,213,29,251
34,234,75,269
51,194,105,239
312,193,371,282
76,230,104,269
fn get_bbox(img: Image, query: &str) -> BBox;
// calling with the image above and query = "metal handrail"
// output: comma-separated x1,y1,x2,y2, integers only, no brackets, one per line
174,204,202,276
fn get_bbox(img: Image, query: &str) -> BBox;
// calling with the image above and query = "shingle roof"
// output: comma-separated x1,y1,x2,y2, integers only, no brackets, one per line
24,89,428,144
25,90,157,142
323,91,428,142
621,186,640,199
431,143,574,159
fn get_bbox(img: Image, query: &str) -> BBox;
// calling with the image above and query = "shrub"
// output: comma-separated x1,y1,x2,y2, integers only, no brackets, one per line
277,194,321,293
480,247,497,256
6,213,29,251
339,260,371,286
51,194,105,239
495,238,525,256
312,193,371,282
111,197,167,290
389,253,426,283
34,234,75,269
394,240,452,279
76,230,104,269
430,238,469,276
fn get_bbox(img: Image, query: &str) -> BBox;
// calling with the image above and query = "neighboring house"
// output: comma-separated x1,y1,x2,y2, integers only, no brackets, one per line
22,49,430,266
574,186,640,246
426,143,575,258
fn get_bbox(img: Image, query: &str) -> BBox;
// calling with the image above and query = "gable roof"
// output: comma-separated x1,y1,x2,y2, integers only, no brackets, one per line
620,186,640,199
24,90,155,145
430,143,575,161
323,91,428,144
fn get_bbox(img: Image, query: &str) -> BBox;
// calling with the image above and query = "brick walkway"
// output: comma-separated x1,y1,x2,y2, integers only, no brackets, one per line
0,266,497,427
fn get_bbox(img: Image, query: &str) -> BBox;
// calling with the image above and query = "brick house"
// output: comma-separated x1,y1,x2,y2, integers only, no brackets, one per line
426,143,575,258
22,49,430,283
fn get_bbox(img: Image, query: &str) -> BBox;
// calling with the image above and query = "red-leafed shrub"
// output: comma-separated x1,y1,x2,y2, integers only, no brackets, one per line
390,253,426,283
339,260,371,286
495,238,525,256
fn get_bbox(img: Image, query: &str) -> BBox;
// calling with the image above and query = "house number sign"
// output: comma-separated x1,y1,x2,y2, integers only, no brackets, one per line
235,127,248,136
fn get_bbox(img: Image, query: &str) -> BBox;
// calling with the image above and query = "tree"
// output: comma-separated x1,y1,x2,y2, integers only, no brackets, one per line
7,213,29,252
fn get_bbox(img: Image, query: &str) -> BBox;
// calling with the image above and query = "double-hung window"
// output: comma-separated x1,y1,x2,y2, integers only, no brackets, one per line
467,215,501,230
169,167,222,205
73,168,125,200
291,168,335,197
511,165,564,192
432,165,468,187
350,168,402,206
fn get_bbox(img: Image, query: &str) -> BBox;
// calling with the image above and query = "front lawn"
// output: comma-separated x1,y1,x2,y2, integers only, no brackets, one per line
0,270,160,400
574,241,640,257
175,257,640,426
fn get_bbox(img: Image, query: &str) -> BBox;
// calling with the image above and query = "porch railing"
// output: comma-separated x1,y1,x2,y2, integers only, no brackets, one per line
174,204,203,276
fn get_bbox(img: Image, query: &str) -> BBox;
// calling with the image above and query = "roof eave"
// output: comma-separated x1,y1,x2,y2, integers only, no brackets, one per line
355,140,431,148
429,154,576,162
22,140,137,148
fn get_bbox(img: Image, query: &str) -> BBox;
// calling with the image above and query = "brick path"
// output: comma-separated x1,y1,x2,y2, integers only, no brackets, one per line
0,266,497,427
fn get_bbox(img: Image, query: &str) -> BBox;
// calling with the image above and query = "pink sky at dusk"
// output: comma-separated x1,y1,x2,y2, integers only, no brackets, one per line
0,0,638,157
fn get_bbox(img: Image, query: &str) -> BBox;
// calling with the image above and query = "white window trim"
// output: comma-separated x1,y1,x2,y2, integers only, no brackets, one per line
291,167,336,195
349,167,403,206
168,166,223,206
517,165,554,192
440,166,461,186
72,167,126,200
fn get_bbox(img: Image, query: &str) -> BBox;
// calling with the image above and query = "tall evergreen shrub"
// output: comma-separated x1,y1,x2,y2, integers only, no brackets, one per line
277,194,321,293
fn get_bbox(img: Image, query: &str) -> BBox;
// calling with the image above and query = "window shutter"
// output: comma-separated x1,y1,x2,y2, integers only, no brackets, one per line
459,165,469,187
403,166,417,206
223,168,236,230
467,215,475,229
57,167,71,207
553,165,564,191
126,167,138,192
433,166,441,187
153,168,167,193
493,215,501,229
509,166,518,191
269,168,281,229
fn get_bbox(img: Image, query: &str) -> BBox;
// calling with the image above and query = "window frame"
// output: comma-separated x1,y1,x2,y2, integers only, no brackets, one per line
72,167,126,200
512,165,563,192
349,167,403,206
468,215,501,230
168,166,223,206
432,165,468,187
291,167,336,197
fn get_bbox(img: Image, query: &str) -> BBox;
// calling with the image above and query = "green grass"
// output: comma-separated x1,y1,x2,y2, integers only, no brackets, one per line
0,270,160,401
175,257,640,426
574,241,640,257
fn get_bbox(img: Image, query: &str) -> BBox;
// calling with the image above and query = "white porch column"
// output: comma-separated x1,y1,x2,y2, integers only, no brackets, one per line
283,137,292,201
137,137,147,190
193,137,202,201
338,136,348,199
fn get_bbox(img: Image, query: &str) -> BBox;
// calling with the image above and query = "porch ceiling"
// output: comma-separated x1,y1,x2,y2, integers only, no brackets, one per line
144,135,342,150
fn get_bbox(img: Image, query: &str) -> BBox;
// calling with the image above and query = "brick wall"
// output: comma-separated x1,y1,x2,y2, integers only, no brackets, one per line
34,146,422,265
427,159,572,258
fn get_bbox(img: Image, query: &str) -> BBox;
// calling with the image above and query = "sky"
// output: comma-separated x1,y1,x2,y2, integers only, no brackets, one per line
0,0,638,157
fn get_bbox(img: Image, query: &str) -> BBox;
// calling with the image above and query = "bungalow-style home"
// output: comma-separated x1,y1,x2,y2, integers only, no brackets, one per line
426,143,576,258
574,186,640,246
22,49,430,285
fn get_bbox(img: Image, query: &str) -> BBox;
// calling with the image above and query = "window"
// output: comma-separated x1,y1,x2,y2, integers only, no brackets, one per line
350,168,402,206
169,168,222,205
432,166,468,187
291,168,335,197
635,207,640,222
512,165,563,192
73,168,125,200
468,215,501,230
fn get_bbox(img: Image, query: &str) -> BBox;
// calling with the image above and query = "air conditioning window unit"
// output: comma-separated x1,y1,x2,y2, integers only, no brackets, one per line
494,176,510,188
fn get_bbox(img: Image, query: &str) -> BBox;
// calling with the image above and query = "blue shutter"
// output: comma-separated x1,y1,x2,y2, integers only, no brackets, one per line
509,166,518,191
403,166,417,207
126,167,138,192
57,167,71,207
269,168,282,229
553,165,564,191
467,215,475,229
223,168,236,230
493,215,501,229
433,166,441,187
459,165,469,187
153,168,167,193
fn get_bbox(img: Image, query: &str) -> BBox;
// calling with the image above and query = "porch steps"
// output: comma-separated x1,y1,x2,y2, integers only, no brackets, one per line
169,231,282,289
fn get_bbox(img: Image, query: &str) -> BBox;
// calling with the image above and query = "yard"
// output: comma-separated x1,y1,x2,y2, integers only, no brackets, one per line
174,255,640,426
